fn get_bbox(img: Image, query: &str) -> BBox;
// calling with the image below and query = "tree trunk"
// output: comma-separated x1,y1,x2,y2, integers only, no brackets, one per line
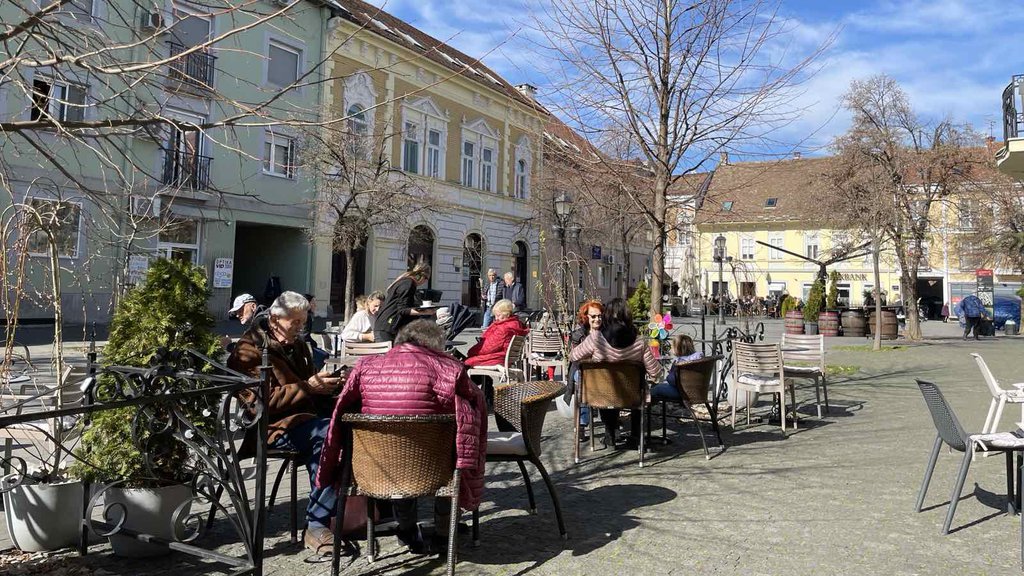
344,245,355,321
902,269,921,340
872,236,882,352
650,174,667,319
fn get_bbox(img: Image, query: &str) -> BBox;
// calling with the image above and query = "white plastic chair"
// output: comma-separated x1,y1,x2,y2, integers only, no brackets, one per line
731,342,797,432
781,333,829,418
973,353,1024,434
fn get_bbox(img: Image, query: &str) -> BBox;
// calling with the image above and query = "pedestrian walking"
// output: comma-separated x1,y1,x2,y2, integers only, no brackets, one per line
480,268,501,328
954,293,991,340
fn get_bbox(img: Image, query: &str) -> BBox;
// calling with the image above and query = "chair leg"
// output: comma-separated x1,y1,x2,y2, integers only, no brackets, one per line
471,508,480,546
1008,451,1017,515
205,484,225,530
532,457,567,540
779,391,786,432
706,402,724,447
290,456,298,544
821,373,830,415
573,398,581,464
639,404,646,468
813,375,823,419
995,396,1008,434
916,435,943,512
731,395,738,429
789,384,798,430
447,471,461,576
983,398,999,434
367,498,377,562
589,408,595,452
331,469,352,576
1018,452,1023,513
687,403,710,459
268,458,289,510
516,460,537,514
745,391,751,426
942,449,973,535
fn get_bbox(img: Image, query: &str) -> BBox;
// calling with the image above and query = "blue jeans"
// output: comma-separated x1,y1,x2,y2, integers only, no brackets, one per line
270,417,336,528
650,382,681,403
481,306,494,329
572,372,590,425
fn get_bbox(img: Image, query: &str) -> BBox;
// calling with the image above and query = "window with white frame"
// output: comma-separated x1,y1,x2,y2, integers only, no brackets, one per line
25,197,82,258
267,40,301,87
343,72,377,160
400,97,447,179
158,218,200,264
740,237,755,260
804,233,819,260
263,131,296,178
31,77,86,122
480,147,494,192
958,199,977,230
461,118,499,192
461,141,475,187
597,265,609,289
513,136,531,199
769,235,783,260
346,104,368,158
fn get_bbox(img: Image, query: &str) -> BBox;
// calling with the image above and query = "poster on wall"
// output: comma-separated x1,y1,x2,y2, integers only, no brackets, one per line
213,258,234,289
127,254,149,285
976,269,994,316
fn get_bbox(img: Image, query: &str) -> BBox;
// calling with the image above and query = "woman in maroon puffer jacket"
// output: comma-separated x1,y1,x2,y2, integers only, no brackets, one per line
317,320,487,549
465,299,529,366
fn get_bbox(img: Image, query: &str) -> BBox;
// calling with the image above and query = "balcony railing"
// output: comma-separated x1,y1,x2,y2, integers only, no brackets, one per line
162,148,212,190
167,41,216,88
1002,75,1024,141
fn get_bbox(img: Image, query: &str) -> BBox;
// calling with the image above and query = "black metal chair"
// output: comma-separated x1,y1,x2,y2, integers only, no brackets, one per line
914,379,1024,534
647,356,723,458
471,380,567,544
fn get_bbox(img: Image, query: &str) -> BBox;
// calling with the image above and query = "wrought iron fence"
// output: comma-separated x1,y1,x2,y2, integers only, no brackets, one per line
167,41,216,88
162,147,212,190
1003,75,1024,141
0,347,270,575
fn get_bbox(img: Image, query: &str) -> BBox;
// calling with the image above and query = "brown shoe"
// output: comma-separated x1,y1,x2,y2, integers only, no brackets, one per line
303,525,334,556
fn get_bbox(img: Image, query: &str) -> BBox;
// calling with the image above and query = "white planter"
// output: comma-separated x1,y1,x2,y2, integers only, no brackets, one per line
103,484,192,558
3,479,84,552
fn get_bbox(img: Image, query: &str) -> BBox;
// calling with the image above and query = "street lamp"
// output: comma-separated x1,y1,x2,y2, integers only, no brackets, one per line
553,192,575,317
713,234,732,325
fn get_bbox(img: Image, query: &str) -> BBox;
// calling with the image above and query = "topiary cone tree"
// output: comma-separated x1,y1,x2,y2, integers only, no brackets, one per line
827,270,840,310
74,258,221,488
804,279,825,324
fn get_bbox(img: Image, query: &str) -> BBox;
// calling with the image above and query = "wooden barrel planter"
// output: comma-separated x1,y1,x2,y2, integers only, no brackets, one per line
784,310,804,335
818,311,840,337
841,310,866,337
867,310,899,340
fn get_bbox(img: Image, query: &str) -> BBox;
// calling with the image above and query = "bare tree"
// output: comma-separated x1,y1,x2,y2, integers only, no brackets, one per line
834,75,981,340
533,0,826,318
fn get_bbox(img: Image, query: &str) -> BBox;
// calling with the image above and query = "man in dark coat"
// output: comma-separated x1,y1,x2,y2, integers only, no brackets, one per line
502,272,526,310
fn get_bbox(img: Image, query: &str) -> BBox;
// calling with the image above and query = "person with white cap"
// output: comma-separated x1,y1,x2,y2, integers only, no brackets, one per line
221,293,265,350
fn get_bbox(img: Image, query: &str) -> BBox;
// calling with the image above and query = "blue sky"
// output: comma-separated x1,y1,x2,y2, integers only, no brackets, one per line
365,0,1024,156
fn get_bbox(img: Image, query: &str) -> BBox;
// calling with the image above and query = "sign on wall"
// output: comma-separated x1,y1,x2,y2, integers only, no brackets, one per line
591,246,602,260
213,258,234,289
976,268,994,316
127,254,149,285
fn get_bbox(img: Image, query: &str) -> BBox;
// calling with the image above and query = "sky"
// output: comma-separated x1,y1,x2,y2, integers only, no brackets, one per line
364,0,1024,159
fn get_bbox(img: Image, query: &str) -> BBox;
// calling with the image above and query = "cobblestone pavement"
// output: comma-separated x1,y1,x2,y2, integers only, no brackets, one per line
4,319,1024,575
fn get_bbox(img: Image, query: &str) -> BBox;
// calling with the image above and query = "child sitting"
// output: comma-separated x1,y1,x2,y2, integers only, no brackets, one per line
650,334,704,402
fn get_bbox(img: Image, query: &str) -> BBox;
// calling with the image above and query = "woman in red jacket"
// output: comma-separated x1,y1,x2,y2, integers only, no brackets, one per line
465,299,529,366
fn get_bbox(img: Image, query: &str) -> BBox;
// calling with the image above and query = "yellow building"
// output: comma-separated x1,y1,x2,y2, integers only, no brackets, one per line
316,0,546,312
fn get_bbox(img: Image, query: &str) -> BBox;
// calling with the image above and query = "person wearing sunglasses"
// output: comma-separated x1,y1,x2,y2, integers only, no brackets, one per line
564,300,604,438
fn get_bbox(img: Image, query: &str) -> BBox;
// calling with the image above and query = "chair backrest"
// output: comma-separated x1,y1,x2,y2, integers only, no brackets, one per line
971,353,1004,397
579,361,647,409
493,380,563,456
341,341,392,358
672,356,720,405
780,333,824,366
313,333,333,352
733,341,782,377
341,413,456,499
528,329,563,356
503,335,527,371
916,379,969,452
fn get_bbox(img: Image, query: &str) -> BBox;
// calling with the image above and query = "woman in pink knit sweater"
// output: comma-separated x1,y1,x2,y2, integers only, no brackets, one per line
569,298,661,449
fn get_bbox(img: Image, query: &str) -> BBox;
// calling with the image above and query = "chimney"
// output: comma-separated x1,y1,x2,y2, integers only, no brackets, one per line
793,151,802,160
719,151,729,165
514,83,537,100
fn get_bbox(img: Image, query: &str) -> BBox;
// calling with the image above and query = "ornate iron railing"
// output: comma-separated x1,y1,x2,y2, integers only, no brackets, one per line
162,147,212,190
167,41,216,88
1003,75,1024,141
710,322,765,401
0,346,270,575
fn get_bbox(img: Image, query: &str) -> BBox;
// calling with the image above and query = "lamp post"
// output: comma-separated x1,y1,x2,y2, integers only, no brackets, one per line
713,235,732,325
553,192,575,319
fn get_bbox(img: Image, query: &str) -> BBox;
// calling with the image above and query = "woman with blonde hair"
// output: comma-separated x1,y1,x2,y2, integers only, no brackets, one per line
342,291,385,343
373,262,433,342
465,299,529,367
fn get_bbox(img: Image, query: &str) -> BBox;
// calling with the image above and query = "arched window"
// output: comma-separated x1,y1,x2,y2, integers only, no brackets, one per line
462,233,484,307
343,72,377,159
513,136,531,199
512,240,528,302
346,104,368,157
515,159,528,199
407,225,434,288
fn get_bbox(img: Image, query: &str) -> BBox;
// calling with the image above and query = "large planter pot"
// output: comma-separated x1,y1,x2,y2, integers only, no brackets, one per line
818,311,840,337
103,484,192,558
804,322,819,335
841,310,866,337
784,310,804,335
3,478,84,552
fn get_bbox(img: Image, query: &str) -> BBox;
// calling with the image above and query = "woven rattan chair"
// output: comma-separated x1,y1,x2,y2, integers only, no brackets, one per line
526,329,566,383
647,356,723,458
781,333,829,418
471,380,567,545
973,353,1024,435
915,380,1024,534
575,362,649,467
467,335,527,404
731,342,797,432
331,413,461,576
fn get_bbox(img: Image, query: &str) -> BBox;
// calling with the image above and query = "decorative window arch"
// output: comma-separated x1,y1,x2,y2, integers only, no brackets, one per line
401,96,448,178
343,72,377,158
461,118,500,192
514,136,532,199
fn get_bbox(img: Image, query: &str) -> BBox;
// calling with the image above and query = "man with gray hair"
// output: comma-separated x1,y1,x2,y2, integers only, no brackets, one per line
480,268,500,329
503,271,526,311
228,290,345,557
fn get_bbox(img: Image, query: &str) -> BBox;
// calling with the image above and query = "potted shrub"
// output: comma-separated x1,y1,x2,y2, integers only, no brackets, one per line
72,259,221,557
803,279,825,335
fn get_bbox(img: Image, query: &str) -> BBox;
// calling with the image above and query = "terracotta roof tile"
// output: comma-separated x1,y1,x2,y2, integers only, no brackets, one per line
692,157,833,225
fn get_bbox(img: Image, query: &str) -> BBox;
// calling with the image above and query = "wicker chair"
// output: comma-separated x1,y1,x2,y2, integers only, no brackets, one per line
647,356,722,458
331,413,461,576
781,333,829,418
471,381,567,545
575,362,649,467
914,380,1024,534
731,342,797,432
